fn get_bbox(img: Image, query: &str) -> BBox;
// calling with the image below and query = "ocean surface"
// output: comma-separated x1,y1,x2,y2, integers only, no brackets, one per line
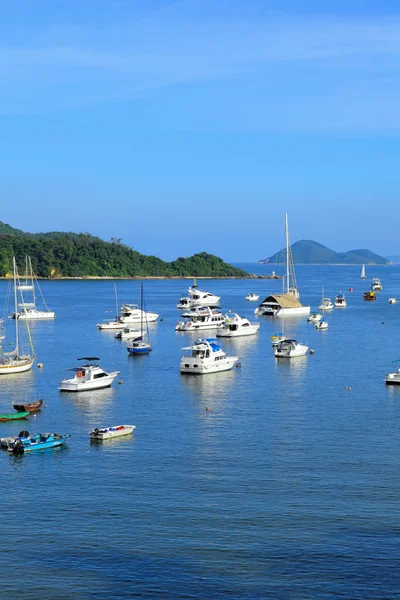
1,264,400,599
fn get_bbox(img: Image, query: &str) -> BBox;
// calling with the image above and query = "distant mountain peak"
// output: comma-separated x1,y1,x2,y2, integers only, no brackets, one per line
259,240,390,265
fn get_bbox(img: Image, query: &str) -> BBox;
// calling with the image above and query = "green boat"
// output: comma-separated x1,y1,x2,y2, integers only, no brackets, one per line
0,412,29,422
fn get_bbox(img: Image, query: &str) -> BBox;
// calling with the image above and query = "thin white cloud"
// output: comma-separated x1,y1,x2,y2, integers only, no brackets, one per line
0,7,399,132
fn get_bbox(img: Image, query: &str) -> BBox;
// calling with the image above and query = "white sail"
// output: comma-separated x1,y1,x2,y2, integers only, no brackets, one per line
360,264,366,279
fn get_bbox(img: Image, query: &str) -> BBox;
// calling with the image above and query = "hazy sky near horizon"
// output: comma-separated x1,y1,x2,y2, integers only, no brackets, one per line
1,0,400,261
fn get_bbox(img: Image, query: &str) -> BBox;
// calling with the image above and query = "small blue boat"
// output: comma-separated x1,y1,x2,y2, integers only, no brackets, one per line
127,282,152,356
7,431,70,454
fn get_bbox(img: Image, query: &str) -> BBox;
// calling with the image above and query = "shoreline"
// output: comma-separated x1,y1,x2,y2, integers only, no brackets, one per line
0,275,270,281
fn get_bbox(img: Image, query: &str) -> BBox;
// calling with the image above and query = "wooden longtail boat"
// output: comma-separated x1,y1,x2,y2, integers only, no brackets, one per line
13,399,44,413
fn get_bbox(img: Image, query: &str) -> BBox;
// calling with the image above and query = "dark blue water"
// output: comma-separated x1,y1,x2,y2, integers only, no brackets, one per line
1,265,400,599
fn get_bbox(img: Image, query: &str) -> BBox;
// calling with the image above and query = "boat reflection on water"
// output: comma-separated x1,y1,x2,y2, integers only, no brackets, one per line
89,432,136,452
217,333,259,361
180,368,237,408
273,351,309,381
60,386,117,418
0,369,35,393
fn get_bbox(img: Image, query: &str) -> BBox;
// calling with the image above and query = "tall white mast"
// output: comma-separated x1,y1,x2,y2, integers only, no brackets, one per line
13,257,19,355
114,283,118,320
285,213,290,294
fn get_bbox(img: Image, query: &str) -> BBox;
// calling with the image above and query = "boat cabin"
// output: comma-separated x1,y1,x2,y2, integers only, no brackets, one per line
256,293,303,315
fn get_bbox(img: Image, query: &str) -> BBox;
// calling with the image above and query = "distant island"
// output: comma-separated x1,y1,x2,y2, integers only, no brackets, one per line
0,222,249,278
259,240,390,265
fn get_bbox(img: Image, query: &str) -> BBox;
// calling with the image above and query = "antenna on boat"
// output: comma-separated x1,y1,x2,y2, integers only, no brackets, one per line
285,213,290,295
114,283,118,320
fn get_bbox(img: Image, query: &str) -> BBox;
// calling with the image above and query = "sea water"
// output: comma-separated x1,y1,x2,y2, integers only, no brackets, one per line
0,265,400,599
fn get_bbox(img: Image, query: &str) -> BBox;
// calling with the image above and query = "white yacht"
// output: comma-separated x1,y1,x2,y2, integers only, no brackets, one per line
177,286,220,309
13,256,55,320
307,312,322,323
97,304,159,330
370,278,383,291
180,338,238,374
217,313,260,337
274,339,308,358
389,298,397,304
119,304,159,323
315,318,328,330
385,361,400,385
115,327,141,340
335,292,347,308
59,358,120,392
255,214,310,318
318,298,334,311
245,293,259,301
176,307,225,332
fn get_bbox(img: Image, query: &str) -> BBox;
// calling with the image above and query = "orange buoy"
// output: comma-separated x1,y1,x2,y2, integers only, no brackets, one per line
205,406,210,411
349,288,353,292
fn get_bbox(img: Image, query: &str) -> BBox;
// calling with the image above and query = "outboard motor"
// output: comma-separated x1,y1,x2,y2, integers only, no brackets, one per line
11,438,24,455
19,430,29,438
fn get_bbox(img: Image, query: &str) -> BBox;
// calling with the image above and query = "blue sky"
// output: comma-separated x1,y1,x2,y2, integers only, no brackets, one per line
1,0,400,261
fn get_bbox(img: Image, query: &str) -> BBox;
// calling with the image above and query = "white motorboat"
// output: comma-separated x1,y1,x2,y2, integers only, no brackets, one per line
307,312,322,323
115,327,141,340
245,293,260,301
90,425,136,440
360,264,367,279
97,320,125,330
119,304,159,324
177,281,220,309
98,305,158,330
274,339,308,358
335,292,347,308
389,298,397,304
217,313,260,337
0,257,35,375
255,214,310,318
59,357,120,392
370,278,382,291
176,307,225,331
318,298,334,311
385,361,400,385
180,338,238,374
13,256,55,320
315,318,328,330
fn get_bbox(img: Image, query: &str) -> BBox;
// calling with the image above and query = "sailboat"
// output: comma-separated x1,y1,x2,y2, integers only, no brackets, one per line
315,287,328,330
360,264,367,280
0,257,35,374
255,214,310,318
97,283,124,330
127,282,152,355
13,256,55,320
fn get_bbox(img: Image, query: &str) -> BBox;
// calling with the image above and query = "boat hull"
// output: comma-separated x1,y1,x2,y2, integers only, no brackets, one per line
0,411,29,421
275,306,311,318
17,311,55,320
90,425,136,440
275,344,308,358
0,358,34,375
59,373,119,392
180,356,238,374
217,325,259,337
13,400,44,412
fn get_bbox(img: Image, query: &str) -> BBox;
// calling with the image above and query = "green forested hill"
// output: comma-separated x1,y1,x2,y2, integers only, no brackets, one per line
263,240,390,265
0,224,249,278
